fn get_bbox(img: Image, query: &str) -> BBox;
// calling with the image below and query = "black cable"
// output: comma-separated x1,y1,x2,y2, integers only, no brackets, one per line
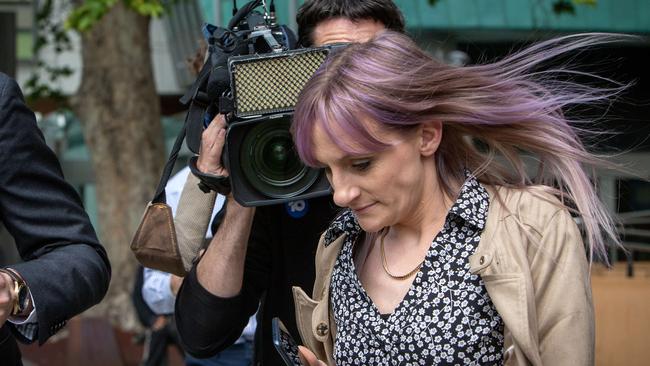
232,0,238,16
228,0,262,30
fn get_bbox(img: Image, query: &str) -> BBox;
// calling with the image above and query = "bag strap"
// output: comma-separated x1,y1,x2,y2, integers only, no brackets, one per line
151,117,187,204
153,99,210,203
151,54,216,204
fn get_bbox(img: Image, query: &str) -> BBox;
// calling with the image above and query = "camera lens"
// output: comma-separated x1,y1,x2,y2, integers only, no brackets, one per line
240,116,319,198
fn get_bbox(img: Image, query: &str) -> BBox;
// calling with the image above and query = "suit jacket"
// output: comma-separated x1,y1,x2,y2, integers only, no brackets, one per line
0,72,111,346
294,186,594,366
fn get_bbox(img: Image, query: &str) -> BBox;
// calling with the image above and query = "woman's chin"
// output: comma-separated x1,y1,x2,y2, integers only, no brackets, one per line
355,217,385,233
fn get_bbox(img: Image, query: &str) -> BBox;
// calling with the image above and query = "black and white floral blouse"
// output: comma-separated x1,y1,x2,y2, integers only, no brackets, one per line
326,174,504,365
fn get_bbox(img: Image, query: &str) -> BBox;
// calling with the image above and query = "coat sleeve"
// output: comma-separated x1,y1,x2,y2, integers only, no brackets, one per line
174,173,217,271
0,74,111,344
532,208,594,366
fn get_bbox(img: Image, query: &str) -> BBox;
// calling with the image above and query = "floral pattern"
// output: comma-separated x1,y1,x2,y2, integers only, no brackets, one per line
327,174,504,365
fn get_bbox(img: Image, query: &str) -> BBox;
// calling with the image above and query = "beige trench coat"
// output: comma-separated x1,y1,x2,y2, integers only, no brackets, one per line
293,186,594,366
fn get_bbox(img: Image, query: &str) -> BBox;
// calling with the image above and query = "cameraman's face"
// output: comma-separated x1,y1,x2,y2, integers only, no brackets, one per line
312,17,386,46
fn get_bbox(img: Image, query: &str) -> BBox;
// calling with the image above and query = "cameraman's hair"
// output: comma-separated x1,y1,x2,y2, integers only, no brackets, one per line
297,0,405,47
292,31,636,263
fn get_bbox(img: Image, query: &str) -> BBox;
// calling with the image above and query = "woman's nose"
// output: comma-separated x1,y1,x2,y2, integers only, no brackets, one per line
330,172,360,208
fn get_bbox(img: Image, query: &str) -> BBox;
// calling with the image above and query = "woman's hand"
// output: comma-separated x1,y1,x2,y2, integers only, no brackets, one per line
197,114,229,177
298,346,327,366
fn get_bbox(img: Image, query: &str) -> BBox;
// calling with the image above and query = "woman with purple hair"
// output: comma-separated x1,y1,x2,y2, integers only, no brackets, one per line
290,31,630,365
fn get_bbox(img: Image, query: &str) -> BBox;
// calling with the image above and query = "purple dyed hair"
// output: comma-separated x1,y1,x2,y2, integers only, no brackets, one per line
291,31,637,263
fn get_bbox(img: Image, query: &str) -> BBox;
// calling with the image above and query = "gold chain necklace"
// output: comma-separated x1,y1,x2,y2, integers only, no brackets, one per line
379,229,424,280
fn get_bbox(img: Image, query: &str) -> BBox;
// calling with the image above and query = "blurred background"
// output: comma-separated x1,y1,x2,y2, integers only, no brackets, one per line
0,0,648,365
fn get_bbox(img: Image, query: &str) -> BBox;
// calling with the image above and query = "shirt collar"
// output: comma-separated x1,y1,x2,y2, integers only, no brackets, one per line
324,209,360,247
323,171,489,246
446,172,489,231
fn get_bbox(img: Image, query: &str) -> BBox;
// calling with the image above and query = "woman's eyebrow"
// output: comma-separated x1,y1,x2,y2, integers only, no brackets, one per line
321,154,362,166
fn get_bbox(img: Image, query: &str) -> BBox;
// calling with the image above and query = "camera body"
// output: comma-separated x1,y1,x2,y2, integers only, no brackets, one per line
183,0,339,206
223,114,331,206
222,45,341,206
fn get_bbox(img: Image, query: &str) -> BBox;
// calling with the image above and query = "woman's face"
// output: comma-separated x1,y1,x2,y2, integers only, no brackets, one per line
312,120,441,232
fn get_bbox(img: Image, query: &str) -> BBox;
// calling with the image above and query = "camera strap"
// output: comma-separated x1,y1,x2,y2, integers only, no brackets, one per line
151,53,216,204
132,112,189,277
179,54,212,106
151,114,188,204
181,49,219,154
132,84,215,279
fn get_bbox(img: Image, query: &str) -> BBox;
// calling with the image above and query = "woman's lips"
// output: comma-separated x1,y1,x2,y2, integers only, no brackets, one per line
353,203,376,215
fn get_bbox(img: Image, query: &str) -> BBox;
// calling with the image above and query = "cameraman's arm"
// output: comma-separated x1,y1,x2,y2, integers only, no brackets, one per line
175,198,261,357
189,114,255,296
174,115,260,357
175,116,229,269
197,197,255,296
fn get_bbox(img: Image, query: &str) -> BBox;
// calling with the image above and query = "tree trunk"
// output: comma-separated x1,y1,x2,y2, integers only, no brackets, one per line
72,2,165,330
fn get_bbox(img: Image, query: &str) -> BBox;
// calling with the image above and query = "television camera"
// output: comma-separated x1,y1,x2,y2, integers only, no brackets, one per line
180,0,340,206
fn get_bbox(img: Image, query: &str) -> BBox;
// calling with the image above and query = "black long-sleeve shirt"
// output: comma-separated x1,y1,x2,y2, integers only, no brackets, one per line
176,195,339,365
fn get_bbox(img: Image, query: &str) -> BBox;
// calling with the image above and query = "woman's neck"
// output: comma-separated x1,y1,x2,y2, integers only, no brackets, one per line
389,170,459,248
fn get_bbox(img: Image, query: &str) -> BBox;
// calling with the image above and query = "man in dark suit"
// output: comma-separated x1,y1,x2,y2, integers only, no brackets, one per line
0,72,111,365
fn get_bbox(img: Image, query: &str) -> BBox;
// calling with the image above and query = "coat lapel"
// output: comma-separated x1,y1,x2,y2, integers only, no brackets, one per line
470,187,543,365
292,232,346,366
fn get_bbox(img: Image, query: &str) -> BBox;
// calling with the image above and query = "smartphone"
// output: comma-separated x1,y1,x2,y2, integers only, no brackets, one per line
272,317,304,366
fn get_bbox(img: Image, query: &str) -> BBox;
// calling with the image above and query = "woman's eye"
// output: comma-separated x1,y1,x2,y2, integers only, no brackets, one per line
351,160,371,172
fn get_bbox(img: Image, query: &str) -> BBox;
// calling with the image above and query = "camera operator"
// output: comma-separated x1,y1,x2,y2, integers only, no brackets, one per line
174,1,405,365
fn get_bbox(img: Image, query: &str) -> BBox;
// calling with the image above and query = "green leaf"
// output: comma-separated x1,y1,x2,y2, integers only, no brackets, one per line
59,67,74,77
126,0,165,17
574,0,597,6
34,36,47,51
66,0,117,32
553,0,576,15
554,0,598,15
36,0,53,22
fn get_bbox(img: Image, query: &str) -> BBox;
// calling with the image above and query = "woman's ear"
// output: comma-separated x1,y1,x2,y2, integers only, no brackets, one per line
419,120,442,157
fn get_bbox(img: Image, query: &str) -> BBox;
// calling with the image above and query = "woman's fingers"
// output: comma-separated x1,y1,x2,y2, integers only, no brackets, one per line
298,346,327,366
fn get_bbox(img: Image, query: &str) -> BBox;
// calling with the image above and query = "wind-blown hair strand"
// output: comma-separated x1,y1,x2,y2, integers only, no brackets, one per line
292,32,637,263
